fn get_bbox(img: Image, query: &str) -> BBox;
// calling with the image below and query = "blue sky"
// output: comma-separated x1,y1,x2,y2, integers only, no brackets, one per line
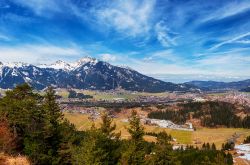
1,0,250,82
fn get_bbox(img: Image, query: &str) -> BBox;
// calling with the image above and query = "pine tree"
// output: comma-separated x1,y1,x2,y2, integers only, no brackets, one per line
206,143,210,150
214,152,227,165
127,110,144,141
0,84,47,163
202,143,206,150
151,131,180,165
211,143,216,150
43,87,65,163
121,110,146,165
226,153,233,165
199,156,212,165
99,112,120,139
99,112,121,164
73,112,121,165
73,129,107,165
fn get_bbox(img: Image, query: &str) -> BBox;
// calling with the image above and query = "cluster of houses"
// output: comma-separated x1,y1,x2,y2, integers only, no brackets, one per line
143,118,194,131
62,106,101,120
209,92,250,106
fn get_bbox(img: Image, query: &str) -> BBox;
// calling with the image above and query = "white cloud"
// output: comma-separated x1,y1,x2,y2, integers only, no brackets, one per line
193,53,250,76
0,44,85,64
197,54,250,66
203,1,250,22
143,49,180,62
235,40,250,44
209,32,250,50
107,50,250,78
127,58,201,75
155,21,178,47
100,53,117,62
0,33,11,41
96,0,156,37
12,0,61,16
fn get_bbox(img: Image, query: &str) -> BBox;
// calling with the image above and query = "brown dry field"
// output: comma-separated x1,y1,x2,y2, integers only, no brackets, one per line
0,153,30,165
64,112,250,149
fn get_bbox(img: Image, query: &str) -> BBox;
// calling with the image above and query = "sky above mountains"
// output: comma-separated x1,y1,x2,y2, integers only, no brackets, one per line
0,0,250,82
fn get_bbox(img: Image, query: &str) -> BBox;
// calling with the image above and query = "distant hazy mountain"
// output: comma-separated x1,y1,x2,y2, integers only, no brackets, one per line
240,87,250,92
186,80,250,91
0,57,196,92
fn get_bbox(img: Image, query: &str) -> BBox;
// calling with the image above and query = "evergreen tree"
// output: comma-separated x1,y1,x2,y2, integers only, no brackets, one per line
0,84,47,163
127,110,144,141
73,128,107,165
99,112,121,164
42,87,65,164
211,143,216,150
214,152,227,165
151,131,180,165
199,156,212,165
206,143,210,150
99,112,120,139
226,153,233,165
73,112,121,165
121,110,146,165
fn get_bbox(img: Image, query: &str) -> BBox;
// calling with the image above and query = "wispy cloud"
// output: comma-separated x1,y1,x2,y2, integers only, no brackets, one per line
194,53,250,76
203,1,250,22
96,0,156,37
143,49,180,63
209,32,250,50
99,53,117,62
13,0,61,16
0,33,11,41
155,21,178,47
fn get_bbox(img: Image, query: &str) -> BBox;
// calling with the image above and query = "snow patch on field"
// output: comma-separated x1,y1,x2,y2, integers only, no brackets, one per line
235,144,250,160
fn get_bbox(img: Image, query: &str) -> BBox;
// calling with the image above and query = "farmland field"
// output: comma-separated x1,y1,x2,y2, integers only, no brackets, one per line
64,113,250,148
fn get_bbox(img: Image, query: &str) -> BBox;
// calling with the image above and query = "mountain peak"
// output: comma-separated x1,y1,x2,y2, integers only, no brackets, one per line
49,60,72,70
4,62,29,68
71,56,98,69
39,57,99,71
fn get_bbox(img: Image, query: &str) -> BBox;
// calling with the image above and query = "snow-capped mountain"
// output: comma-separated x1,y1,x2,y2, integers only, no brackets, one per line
0,57,196,92
39,56,98,71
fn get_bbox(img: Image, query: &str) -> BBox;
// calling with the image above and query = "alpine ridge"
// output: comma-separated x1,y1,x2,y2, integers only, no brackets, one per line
0,57,196,92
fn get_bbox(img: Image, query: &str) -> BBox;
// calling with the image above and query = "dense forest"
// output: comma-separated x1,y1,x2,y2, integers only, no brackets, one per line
0,84,233,164
148,101,250,128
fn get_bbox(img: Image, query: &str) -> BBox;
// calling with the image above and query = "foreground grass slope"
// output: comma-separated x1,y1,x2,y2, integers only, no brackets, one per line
0,153,30,165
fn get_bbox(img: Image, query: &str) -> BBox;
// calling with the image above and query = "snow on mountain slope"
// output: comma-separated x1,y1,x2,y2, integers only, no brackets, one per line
39,57,98,71
0,57,196,92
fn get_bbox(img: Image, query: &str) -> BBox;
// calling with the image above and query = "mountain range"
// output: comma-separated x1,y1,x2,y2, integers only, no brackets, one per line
0,57,196,92
186,80,250,91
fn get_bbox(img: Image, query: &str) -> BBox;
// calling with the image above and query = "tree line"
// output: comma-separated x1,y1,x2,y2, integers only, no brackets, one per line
0,84,233,164
148,101,250,128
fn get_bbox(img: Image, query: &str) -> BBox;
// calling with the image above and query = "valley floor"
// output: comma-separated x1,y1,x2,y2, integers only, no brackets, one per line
65,112,250,164
64,112,250,149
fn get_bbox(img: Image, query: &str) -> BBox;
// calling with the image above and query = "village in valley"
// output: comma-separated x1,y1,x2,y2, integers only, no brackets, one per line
48,88,250,163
